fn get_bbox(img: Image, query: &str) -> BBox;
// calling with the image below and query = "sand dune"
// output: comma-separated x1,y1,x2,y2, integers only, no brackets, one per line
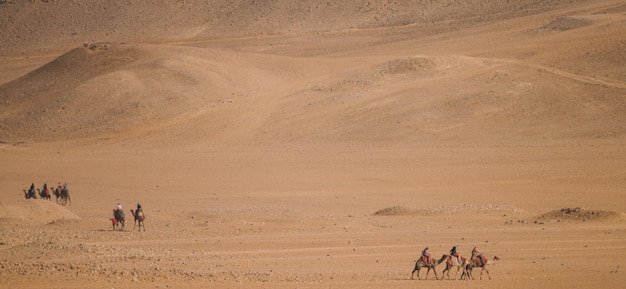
2,0,625,145
1,1,625,288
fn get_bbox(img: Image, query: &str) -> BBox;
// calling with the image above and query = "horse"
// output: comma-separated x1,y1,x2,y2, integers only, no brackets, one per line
38,188,52,200
464,255,500,280
130,209,145,231
113,209,125,231
441,254,469,280
411,254,447,280
54,188,71,206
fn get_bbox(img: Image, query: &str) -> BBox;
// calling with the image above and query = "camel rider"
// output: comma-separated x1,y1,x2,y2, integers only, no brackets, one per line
42,183,49,196
422,247,431,265
472,247,485,266
115,203,125,218
57,182,63,192
136,203,142,212
63,183,68,191
450,246,458,257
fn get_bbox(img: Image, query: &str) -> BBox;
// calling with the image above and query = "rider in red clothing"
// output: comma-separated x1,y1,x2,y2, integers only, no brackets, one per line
422,247,431,265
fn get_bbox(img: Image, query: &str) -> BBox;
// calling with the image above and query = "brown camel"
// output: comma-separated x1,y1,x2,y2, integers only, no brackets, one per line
411,254,447,280
130,209,145,231
442,254,469,280
464,255,500,280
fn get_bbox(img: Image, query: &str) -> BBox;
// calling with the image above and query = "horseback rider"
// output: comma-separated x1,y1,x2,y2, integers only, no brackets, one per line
422,247,432,265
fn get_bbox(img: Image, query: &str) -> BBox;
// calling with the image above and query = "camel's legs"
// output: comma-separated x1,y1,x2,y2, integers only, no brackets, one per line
480,267,491,280
411,264,418,280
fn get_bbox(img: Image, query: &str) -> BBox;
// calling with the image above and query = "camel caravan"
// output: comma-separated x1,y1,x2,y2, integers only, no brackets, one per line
22,182,146,232
23,182,71,206
412,246,499,280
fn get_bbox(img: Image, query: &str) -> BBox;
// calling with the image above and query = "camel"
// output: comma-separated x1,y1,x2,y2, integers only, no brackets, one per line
464,255,500,280
37,188,51,200
23,189,37,199
442,254,469,280
130,209,145,231
54,188,71,206
411,254,447,280
113,209,125,231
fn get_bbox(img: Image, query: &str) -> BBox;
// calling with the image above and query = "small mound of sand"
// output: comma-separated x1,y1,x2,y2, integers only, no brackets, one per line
375,203,521,216
373,206,414,216
377,57,436,76
535,207,618,223
0,200,80,224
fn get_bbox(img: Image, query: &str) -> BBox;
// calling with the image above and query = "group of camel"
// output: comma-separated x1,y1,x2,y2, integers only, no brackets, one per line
411,249,499,281
112,205,145,231
23,184,71,206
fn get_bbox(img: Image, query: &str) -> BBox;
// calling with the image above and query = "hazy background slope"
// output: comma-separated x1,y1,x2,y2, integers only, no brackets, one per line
1,0,625,146
0,0,592,56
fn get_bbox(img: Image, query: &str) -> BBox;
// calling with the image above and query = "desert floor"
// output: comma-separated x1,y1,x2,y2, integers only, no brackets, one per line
1,1,626,288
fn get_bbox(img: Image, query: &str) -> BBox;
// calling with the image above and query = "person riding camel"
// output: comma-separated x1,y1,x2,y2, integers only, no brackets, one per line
41,183,49,197
26,183,36,199
450,246,458,258
422,247,432,265
116,203,125,218
57,182,63,192
472,246,485,266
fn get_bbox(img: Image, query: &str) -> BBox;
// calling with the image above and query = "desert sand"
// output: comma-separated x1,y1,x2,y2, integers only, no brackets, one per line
1,0,625,288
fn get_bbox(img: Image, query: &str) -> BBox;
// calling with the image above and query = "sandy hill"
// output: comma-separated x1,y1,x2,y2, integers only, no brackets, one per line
0,199,80,224
0,0,607,56
1,0,625,147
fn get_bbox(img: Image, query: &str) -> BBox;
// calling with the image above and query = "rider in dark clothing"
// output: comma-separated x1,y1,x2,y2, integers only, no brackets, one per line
450,246,458,257
27,183,36,199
